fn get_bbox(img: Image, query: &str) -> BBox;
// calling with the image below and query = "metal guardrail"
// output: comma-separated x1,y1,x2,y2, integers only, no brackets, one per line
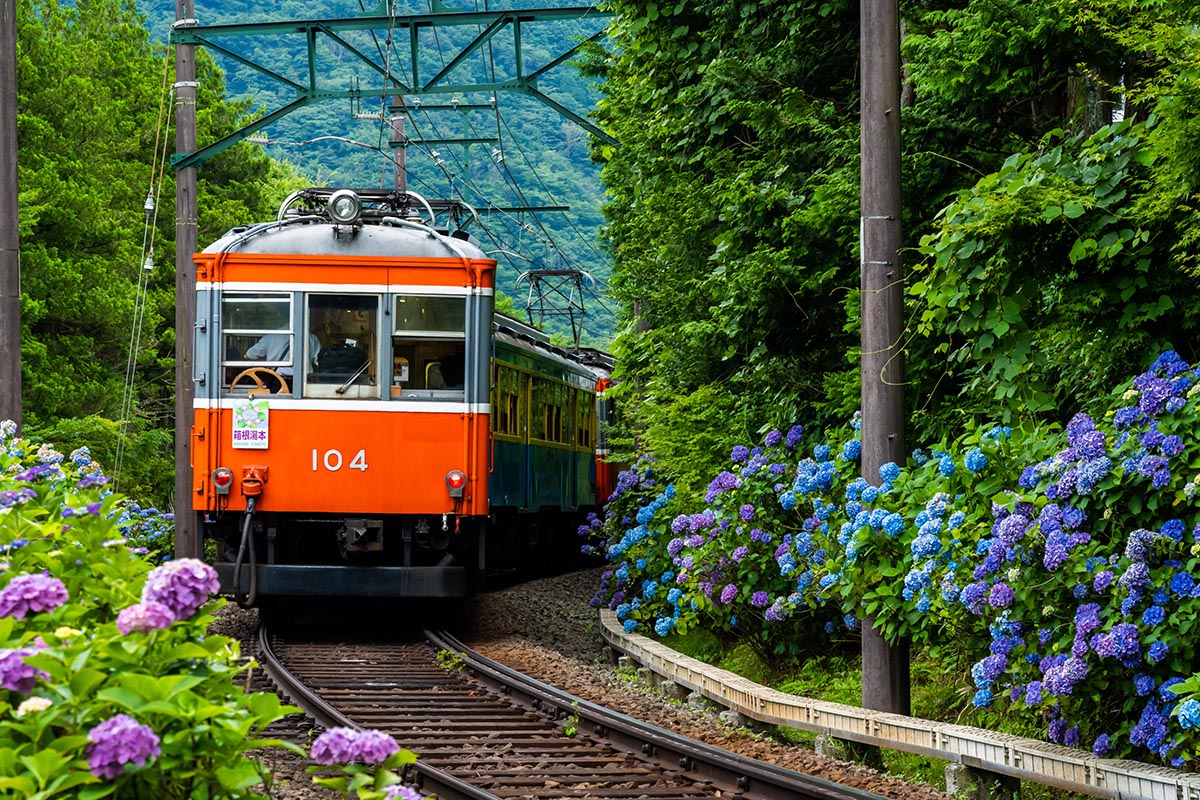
598,609,1199,800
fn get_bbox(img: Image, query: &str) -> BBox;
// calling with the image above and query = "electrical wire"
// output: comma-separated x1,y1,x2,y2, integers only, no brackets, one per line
115,58,175,489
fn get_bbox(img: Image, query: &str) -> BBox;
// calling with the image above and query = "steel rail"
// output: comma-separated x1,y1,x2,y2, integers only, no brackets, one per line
258,623,897,800
425,628,891,800
256,627,502,800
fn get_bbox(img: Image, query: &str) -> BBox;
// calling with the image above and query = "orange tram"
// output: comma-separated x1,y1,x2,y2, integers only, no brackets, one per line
190,188,616,604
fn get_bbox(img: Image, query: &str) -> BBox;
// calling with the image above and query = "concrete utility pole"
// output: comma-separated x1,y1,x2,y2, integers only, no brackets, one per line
859,0,910,715
0,0,21,428
174,0,199,558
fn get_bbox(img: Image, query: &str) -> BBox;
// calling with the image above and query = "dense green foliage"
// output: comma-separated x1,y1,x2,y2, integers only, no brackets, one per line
14,0,302,503
591,0,1200,482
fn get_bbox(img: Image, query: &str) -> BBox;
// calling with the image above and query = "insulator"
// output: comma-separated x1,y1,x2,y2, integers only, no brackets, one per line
143,194,155,214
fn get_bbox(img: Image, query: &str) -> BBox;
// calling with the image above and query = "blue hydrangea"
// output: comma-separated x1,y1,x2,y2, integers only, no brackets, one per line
1178,699,1200,729
964,448,988,473
1142,605,1165,627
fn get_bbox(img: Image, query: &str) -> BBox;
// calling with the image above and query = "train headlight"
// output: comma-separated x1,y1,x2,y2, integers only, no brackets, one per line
212,467,234,496
445,470,466,498
328,189,362,224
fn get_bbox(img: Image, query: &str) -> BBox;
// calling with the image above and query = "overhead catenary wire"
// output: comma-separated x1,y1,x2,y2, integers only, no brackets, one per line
115,57,175,489
276,1,614,340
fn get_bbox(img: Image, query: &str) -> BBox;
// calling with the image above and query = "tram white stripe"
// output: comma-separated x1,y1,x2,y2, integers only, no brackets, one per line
193,399,490,413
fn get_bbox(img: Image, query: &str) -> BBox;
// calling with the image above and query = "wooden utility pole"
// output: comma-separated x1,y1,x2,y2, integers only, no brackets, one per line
859,0,910,715
0,0,21,428
174,0,200,558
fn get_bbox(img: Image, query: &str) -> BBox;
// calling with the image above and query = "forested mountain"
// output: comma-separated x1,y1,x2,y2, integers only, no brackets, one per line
140,0,614,346
591,0,1200,489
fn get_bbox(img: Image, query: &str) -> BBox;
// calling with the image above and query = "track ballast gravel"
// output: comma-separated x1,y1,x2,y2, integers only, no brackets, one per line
208,567,953,800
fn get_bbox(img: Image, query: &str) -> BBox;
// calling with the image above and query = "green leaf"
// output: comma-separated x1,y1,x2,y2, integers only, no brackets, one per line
1062,201,1085,219
216,762,266,791
69,668,108,698
19,748,71,788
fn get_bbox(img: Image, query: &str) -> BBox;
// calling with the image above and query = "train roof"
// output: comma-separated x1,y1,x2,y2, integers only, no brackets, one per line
202,188,489,261
494,313,614,380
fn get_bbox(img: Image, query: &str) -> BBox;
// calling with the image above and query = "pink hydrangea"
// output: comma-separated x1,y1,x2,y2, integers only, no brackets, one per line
116,601,176,634
86,714,161,779
141,558,219,620
0,573,69,618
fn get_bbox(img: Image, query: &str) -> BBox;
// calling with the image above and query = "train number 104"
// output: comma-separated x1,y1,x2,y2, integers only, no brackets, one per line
311,448,369,472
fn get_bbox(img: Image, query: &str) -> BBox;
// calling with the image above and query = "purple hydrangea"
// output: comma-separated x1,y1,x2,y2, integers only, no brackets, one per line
0,648,50,694
0,573,69,618
988,582,1015,609
720,584,738,604
751,591,769,608
785,425,804,450
116,601,176,635
86,714,161,779
383,786,426,800
311,727,400,765
141,559,220,620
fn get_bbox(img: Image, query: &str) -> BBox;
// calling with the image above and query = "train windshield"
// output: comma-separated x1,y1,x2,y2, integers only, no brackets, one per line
390,295,466,399
303,294,381,399
222,293,295,393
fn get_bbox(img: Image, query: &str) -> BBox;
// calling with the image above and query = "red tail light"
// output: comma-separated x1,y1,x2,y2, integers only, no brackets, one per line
212,467,234,496
445,470,466,498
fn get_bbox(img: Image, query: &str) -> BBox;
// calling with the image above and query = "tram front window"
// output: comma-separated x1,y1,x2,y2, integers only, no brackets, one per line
221,293,294,394
303,294,381,399
390,295,466,399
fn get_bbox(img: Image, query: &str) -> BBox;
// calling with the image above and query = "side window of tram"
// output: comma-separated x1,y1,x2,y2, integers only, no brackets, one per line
221,293,293,391
390,295,466,398
531,378,567,444
492,365,522,436
576,389,595,450
304,294,381,399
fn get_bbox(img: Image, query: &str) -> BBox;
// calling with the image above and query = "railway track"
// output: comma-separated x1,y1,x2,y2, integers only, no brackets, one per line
258,626,892,800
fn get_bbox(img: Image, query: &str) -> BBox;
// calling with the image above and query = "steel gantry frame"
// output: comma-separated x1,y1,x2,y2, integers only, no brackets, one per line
171,3,612,558
169,5,615,170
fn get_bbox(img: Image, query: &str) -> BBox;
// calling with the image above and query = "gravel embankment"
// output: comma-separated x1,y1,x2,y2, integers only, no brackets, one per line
210,568,953,800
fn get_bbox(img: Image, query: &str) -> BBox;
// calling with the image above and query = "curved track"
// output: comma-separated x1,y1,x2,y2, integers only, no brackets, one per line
258,626,892,800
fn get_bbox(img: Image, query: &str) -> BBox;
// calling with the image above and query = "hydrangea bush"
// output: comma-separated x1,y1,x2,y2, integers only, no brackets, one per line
0,421,306,797
0,423,439,798
589,352,1200,767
